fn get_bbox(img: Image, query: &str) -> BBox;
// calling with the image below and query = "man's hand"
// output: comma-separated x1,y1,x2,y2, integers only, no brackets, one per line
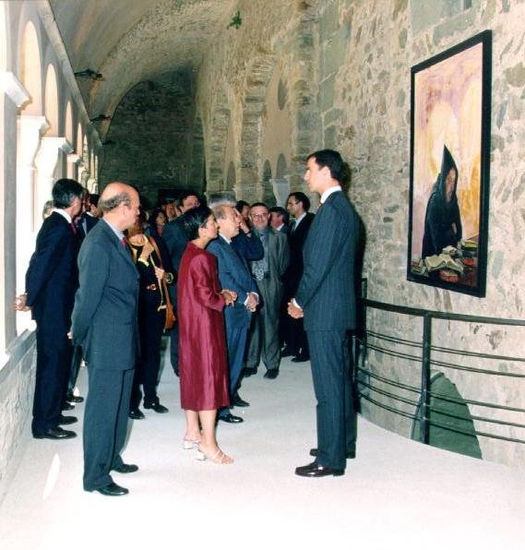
288,301,304,319
221,289,237,306
245,292,258,312
13,294,30,311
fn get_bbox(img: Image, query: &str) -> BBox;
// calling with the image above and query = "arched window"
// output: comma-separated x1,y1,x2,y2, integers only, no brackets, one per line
20,21,41,115
226,161,236,191
262,159,276,206
44,64,58,136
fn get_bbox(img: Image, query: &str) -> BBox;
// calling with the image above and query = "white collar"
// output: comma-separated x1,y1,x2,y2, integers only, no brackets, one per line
53,208,72,223
320,185,342,204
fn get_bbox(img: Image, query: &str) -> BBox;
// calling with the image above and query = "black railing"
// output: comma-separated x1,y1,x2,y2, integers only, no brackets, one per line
356,295,525,452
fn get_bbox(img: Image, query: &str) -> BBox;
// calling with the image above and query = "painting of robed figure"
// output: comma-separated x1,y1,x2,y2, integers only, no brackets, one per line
407,31,492,297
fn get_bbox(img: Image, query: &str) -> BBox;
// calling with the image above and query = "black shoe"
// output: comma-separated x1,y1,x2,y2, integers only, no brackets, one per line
112,463,139,474
232,393,250,407
295,461,344,478
129,409,145,420
310,447,356,459
280,346,296,358
264,369,279,379
291,354,309,363
218,413,244,424
95,482,129,496
243,367,257,377
67,393,84,404
33,427,77,440
58,415,78,425
62,402,75,411
144,402,169,413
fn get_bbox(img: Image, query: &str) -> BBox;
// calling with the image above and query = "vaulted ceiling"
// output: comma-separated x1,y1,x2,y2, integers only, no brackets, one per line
49,0,237,120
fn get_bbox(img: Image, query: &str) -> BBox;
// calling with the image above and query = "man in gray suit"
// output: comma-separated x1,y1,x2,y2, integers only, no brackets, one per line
245,203,289,379
289,150,359,478
72,182,140,496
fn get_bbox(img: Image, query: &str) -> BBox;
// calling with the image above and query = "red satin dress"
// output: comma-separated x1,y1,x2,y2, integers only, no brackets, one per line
177,242,230,410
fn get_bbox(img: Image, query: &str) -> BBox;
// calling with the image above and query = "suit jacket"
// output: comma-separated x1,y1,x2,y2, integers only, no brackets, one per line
284,212,315,296
25,211,79,329
296,192,358,331
72,219,139,371
207,235,257,330
76,213,99,241
232,230,264,261
252,228,289,309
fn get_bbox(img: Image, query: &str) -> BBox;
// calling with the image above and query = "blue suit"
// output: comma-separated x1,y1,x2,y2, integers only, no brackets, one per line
207,235,257,416
72,219,139,491
25,211,79,436
296,190,359,470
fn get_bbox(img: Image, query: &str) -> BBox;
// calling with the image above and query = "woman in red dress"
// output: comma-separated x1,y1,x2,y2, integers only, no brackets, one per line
177,206,237,464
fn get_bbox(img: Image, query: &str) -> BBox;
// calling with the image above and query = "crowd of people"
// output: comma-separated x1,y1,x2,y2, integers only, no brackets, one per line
14,149,359,495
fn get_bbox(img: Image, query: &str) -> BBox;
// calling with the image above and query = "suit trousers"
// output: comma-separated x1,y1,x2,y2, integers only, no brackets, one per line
246,278,281,372
83,367,133,491
32,322,73,435
307,329,356,470
218,325,248,417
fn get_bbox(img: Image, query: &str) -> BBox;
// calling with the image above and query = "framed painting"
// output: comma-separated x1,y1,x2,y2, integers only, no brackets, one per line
407,31,492,297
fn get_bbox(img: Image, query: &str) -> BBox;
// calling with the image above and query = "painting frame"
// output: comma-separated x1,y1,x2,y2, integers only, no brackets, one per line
407,31,492,298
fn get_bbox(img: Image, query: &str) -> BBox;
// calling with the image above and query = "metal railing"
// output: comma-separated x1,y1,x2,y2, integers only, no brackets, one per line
355,292,525,451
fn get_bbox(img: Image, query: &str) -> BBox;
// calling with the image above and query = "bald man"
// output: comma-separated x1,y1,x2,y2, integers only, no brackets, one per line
72,182,141,496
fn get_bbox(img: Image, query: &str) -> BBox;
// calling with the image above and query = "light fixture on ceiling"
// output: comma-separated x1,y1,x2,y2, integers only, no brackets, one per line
74,69,104,81
227,10,242,29
90,115,111,123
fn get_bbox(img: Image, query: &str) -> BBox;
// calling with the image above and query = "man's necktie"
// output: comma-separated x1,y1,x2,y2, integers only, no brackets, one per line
70,222,77,235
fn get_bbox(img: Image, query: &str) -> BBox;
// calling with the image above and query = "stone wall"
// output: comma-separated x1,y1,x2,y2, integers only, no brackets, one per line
314,0,525,467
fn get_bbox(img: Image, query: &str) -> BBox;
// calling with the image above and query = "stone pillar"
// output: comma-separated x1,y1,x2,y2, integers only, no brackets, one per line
16,115,49,334
33,137,73,230
0,72,30,348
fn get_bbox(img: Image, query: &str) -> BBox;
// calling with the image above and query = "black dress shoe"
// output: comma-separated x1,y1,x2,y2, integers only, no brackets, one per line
295,461,344,478
112,463,139,474
33,427,77,440
129,409,145,420
58,415,78,425
310,447,356,459
67,393,84,404
280,346,296,358
232,393,250,407
218,413,243,423
263,369,279,379
291,354,309,363
95,482,129,496
243,367,257,377
62,402,75,411
144,402,169,413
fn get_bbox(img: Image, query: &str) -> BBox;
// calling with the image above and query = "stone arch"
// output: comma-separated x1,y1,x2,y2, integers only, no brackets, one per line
239,54,276,197
226,161,236,192
43,63,58,136
261,159,276,206
19,20,42,115
276,153,288,178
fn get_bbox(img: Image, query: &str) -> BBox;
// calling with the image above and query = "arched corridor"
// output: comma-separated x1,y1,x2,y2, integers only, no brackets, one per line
1,351,523,550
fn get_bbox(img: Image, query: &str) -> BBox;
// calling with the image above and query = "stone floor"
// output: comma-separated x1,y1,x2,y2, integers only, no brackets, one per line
0,349,523,550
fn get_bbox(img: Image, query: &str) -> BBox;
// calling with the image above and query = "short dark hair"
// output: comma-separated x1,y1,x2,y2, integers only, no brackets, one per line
180,205,212,240
288,191,310,212
235,200,249,212
178,191,200,208
269,206,289,224
89,193,100,207
250,202,268,211
307,149,350,185
52,178,84,209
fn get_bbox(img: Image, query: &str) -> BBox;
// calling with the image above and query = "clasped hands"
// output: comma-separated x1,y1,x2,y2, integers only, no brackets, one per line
221,289,237,306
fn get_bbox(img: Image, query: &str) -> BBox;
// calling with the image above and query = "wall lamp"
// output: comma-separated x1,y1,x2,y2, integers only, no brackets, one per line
74,69,104,81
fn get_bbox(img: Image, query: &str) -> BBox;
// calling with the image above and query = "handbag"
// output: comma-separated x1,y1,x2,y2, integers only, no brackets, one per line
147,236,176,330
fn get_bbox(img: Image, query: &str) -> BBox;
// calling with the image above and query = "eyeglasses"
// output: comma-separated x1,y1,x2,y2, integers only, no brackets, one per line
251,213,268,219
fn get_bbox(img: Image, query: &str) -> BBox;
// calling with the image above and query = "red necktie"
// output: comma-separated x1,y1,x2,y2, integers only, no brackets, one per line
70,222,77,235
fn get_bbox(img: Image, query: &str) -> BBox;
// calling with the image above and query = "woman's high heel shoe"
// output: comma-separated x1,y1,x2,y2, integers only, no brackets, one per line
196,446,233,464
182,438,200,450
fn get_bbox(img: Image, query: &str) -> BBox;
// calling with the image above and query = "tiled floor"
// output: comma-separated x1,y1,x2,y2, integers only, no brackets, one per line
1,351,523,550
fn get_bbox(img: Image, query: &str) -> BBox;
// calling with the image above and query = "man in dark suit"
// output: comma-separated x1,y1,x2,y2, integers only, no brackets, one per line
15,178,84,440
282,192,315,362
289,150,359,478
72,182,141,497
162,191,201,376
245,203,289,379
207,200,259,424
